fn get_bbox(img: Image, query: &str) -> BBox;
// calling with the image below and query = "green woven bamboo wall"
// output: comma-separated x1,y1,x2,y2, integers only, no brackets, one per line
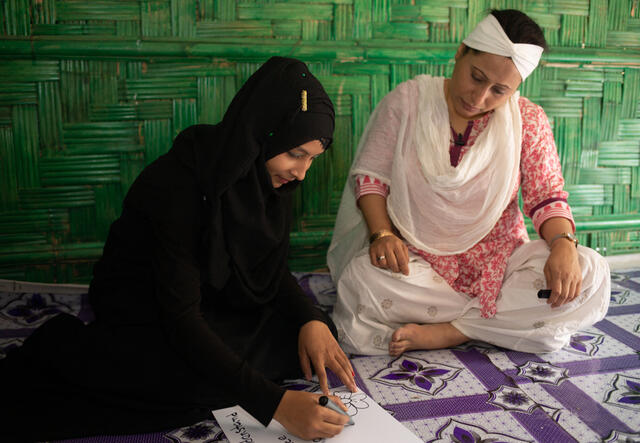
1,0,639,282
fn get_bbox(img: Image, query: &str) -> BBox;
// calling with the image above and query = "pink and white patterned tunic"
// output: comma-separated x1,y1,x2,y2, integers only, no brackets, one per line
355,97,574,318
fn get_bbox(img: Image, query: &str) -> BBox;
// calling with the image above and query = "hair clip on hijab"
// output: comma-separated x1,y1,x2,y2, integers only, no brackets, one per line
301,90,308,112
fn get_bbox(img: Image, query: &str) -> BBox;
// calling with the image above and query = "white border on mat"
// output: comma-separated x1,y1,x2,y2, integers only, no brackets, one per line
606,253,640,271
0,279,88,294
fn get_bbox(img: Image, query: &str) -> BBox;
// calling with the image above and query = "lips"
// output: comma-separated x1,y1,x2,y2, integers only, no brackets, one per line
460,98,479,114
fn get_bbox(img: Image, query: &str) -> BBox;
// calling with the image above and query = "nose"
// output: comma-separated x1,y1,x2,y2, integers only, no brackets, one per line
292,158,313,181
471,85,491,106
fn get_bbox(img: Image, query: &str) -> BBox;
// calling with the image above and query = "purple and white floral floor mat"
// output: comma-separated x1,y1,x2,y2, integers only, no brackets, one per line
1,268,639,443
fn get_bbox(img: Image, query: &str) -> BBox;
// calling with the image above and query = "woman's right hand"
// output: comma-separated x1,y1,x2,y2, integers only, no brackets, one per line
273,390,350,440
369,234,410,275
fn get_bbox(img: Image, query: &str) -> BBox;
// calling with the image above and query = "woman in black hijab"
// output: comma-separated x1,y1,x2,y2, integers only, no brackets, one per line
1,56,356,441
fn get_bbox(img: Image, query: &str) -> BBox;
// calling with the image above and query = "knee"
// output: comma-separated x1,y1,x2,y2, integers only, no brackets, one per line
514,333,570,354
533,338,568,354
339,251,375,283
578,245,609,274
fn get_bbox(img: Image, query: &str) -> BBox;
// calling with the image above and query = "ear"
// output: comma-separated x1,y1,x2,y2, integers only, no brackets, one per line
454,43,466,61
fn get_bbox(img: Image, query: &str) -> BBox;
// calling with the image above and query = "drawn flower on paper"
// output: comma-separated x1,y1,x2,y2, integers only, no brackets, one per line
332,390,369,417
428,418,532,443
604,374,640,412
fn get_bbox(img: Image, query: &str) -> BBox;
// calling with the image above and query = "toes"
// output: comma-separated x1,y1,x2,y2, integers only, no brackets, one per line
389,340,409,356
389,347,401,357
391,327,406,342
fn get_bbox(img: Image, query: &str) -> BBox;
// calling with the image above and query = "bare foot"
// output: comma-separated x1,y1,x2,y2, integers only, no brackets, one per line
388,322,469,356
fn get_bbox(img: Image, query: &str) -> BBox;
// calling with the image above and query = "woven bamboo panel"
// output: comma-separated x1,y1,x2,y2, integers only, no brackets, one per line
0,0,639,281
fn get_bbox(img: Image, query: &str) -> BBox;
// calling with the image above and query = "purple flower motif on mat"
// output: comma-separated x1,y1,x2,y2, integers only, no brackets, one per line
603,429,640,443
540,404,562,422
454,341,501,355
609,289,629,305
166,420,226,443
531,366,552,377
371,356,462,395
427,418,532,443
488,386,537,414
295,272,337,303
619,380,640,405
0,293,74,327
611,272,627,282
501,390,528,406
604,374,640,412
517,361,568,385
564,331,604,356
183,424,219,439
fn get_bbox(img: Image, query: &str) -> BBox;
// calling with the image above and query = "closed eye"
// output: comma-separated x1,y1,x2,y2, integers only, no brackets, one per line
288,151,306,159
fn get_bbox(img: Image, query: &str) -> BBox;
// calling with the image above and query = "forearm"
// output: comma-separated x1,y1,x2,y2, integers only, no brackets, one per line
539,216,574,247
358,194,393,235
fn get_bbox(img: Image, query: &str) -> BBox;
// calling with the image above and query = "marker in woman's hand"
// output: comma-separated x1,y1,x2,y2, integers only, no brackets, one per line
537,289,551,299
318,395,354,426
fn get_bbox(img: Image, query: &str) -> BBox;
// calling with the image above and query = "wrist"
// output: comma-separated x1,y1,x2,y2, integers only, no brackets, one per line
549,232,578,249
369,228,395,244
301,319,323,330
273,397,284,424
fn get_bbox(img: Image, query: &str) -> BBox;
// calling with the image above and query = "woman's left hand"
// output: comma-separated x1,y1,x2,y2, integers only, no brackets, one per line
298,320,357,395
543,240,582,308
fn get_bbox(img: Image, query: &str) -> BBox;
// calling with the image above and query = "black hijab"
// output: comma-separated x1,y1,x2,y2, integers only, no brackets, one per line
167,57,334,307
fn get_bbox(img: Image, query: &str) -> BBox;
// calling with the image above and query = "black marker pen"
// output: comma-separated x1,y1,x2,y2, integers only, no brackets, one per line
537,289,551,299
318,395,354,426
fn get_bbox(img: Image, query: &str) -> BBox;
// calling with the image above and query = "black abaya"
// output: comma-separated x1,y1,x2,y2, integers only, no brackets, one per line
1,57,336,441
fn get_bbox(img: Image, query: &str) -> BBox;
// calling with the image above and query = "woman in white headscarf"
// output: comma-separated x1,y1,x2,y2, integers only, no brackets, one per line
328,9,610,356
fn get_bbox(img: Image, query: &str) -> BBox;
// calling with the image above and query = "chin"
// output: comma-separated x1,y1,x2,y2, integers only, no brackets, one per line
458,106,482,119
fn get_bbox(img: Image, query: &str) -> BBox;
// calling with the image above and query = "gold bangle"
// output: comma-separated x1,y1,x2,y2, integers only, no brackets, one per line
369,229,395,244
550,232,578,248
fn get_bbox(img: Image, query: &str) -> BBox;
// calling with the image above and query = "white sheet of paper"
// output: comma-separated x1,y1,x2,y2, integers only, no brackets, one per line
212,389,422,443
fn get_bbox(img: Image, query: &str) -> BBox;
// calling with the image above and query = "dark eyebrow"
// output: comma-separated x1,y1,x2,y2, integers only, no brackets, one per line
293,146,310,156
472,66,512,90
294,145,325,156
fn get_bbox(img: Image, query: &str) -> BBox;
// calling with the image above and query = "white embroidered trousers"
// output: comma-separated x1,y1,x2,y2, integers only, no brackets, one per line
332,240,610,355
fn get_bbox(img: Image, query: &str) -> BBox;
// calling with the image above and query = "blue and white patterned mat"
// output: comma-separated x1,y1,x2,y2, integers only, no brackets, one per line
1,269,639,443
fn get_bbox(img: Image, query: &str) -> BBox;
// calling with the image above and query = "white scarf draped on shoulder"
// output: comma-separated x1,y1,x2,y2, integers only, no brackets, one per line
328,75,522,282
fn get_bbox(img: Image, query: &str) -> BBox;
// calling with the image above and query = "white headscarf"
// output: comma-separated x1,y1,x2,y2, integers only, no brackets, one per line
463,14,543,81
